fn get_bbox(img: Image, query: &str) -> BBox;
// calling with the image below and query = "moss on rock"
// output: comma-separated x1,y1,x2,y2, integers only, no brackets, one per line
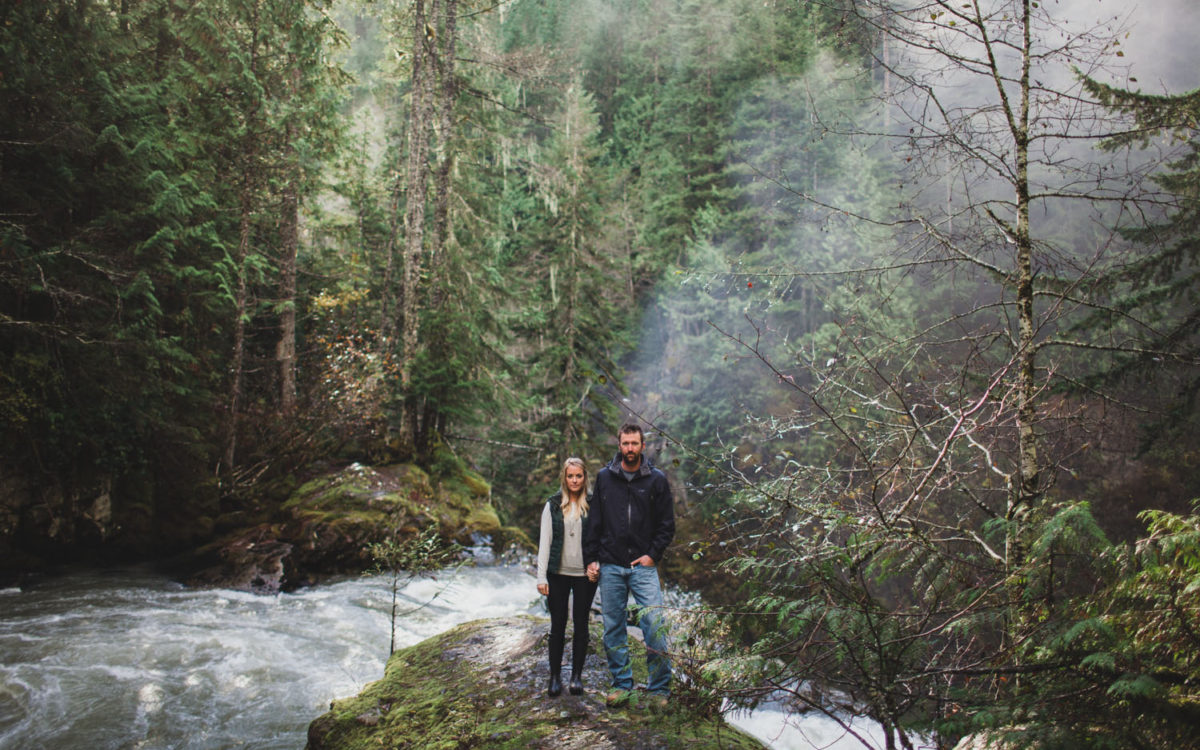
306,616,765,750
188,461,514,592
463,504,501,535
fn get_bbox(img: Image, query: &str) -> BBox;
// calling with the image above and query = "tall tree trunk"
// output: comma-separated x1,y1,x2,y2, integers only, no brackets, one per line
429,0,458,267
1008,0,1040,566
396,0,437,458
397,0,459,460
559,88,583,465
277,60,301,415
380,169,401,345
223,5,261,478
278,170,299,415
224,185,254,476
417,0,460,460
1004,1,1040,659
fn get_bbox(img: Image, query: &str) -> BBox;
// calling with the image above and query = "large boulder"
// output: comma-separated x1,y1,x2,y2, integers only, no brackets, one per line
306,616,766,750
186,462,528,593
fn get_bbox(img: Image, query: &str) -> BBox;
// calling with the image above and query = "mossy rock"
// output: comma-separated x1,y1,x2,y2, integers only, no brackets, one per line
285,463,434,517
306,616,765,750
461,469,491,498
463,504,501,535
187,461,515,592
492,525,535,554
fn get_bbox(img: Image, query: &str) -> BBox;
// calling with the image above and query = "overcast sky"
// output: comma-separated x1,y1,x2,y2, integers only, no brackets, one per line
1069,0,1200,92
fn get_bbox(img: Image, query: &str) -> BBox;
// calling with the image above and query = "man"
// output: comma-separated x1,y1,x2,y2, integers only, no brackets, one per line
584,423,676,707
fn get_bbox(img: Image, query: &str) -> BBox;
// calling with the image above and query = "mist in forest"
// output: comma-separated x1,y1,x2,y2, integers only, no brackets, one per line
1076,0,1200,91
613,0,1198,472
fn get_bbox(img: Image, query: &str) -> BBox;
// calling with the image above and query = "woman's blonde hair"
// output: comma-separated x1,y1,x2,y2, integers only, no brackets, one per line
559,457,590,520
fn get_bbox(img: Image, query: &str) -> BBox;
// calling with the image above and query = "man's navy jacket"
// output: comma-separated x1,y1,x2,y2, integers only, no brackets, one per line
584,452,675,566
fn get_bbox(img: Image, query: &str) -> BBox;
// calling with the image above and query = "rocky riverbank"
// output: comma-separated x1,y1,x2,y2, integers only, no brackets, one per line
306,615,765,750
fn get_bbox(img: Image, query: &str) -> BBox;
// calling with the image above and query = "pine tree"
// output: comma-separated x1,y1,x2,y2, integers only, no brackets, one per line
518,82,630,464
1076,82,1200,439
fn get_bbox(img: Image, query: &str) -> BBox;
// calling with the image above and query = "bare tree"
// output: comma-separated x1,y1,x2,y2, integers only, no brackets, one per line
700,1,1195,747
811,0,1182,560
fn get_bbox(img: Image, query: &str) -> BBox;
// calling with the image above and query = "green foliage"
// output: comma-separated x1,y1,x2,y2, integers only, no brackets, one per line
505,80,633,463
1071,81,1200,451
963,503,1200,749
368,524,463,654
1115,504,1200,679
718,481,1199,747
653,4,1200,746
0,0,226,480
307,0,897,516
0,0,351,559
368,523,461,580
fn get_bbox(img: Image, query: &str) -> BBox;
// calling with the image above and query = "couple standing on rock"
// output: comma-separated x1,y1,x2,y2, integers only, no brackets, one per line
535,423,676,709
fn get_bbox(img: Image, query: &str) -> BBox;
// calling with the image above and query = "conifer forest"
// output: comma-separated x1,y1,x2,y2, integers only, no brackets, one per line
2,0,1200,747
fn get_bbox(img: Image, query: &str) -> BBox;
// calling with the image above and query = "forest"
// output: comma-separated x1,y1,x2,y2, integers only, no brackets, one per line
2,0,1199,747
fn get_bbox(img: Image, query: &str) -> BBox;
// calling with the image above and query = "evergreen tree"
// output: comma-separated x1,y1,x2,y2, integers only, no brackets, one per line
0,1,227,515
518,81,630,465
0,0,349,558
1076,82,1200,440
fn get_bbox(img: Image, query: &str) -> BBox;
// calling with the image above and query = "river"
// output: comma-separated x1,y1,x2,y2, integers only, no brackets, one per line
0,564,900,750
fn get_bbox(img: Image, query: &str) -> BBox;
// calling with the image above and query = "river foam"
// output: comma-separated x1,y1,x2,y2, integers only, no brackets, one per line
0,565,911,750
0,565,543,750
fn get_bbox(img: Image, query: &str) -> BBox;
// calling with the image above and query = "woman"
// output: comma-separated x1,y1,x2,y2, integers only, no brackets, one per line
536,457,599,697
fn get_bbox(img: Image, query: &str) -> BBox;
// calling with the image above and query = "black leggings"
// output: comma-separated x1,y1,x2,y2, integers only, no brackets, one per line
547,572,598,675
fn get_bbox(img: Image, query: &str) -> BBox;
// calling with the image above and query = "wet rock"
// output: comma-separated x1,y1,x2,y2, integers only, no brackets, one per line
186,530,293,594
354,708,382,727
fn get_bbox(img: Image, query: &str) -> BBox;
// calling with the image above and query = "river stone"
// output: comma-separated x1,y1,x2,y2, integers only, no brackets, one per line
305,615,766,750
186,533,293,594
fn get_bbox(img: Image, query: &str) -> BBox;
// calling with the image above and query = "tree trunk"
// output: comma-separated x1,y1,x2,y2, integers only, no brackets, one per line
420,0,459,460
1005,0,1040,658
397,0,459,460
277,61,301,415
224,186,253,476
278,172,298,415
1012,0,1040,548
396,0,437,457
223,4,261,478
430,0,458,270
380,169,401,345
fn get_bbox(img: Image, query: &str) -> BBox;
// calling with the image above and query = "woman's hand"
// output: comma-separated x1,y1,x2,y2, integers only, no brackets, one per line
537,583,549,596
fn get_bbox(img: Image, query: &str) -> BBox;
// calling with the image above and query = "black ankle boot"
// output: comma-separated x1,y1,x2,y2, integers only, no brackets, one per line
568,674,583,695
547,672,563,697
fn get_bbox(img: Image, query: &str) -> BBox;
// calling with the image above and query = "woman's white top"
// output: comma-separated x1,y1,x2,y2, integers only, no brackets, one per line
536,502,587,585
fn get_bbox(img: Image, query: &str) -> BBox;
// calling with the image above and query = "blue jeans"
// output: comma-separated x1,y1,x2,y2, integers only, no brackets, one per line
599,562,671,695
